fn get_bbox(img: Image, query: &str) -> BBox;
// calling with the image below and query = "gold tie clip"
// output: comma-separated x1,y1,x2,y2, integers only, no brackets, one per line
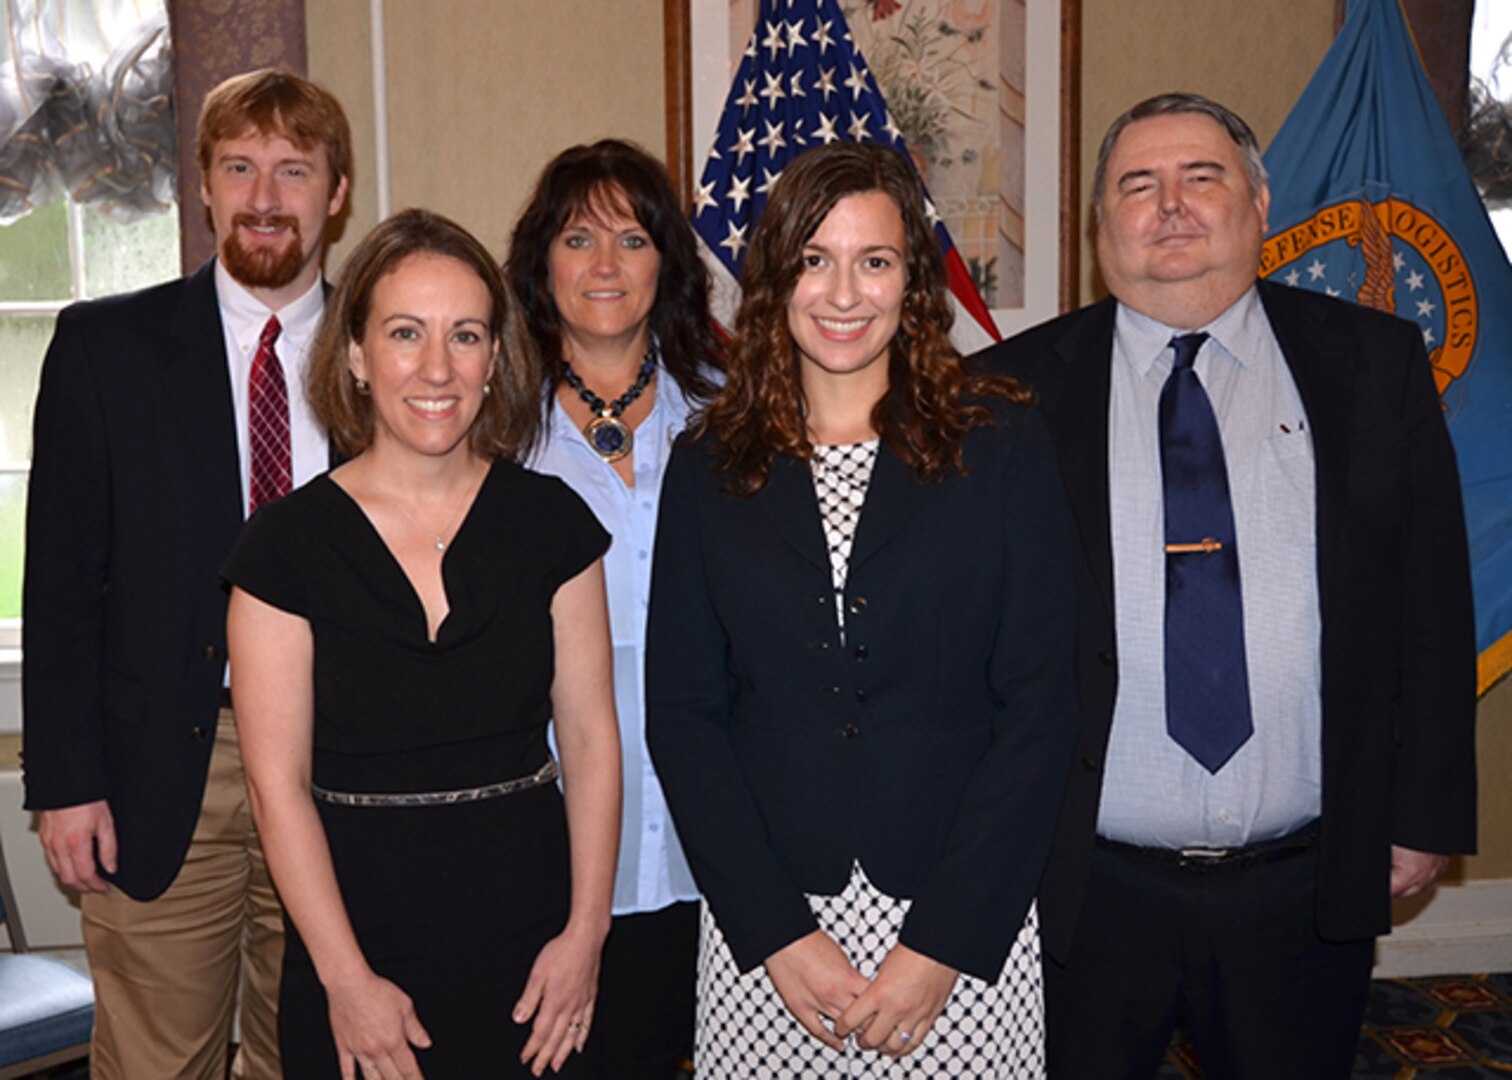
1165,538,1224,554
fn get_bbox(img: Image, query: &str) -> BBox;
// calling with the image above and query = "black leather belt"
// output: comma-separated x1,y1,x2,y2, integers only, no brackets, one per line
1097,821,1319,871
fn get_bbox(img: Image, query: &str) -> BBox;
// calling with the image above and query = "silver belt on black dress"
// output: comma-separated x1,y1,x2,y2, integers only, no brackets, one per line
309,759,559,807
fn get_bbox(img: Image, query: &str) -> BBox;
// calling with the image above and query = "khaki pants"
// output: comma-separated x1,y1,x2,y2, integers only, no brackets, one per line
83,710,283,1080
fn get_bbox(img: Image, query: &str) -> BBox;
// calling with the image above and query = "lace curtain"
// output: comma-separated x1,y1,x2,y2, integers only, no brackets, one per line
0,0,173,225
1465,24,1512,205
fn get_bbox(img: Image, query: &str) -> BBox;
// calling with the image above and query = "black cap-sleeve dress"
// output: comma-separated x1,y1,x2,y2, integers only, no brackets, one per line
224,458,608,1077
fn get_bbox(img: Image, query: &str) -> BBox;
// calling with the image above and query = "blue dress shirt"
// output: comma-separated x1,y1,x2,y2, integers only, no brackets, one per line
1100,288,1323,849
530,366,700,915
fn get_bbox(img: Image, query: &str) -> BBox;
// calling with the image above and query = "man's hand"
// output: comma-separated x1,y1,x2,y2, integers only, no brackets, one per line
38,800,117,893
1390,844,1450,899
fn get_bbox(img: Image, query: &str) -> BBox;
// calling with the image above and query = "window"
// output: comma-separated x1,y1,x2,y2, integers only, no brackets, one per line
1468,4,1511,256
0,203,180,628
0,0,177,639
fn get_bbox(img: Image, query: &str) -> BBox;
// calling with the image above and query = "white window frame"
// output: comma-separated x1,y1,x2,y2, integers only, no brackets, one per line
0,201,92,657
0,200,174,730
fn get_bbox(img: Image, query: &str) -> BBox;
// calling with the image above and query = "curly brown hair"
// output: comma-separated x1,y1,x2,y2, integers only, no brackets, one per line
700,141,1028,496
307,208,543,460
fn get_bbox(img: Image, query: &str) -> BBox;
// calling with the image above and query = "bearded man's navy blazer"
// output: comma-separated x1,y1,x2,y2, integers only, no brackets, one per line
23,262,251,900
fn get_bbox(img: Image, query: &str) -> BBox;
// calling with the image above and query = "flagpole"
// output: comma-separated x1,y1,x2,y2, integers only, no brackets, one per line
1059,0,1082,313
663,0,693,208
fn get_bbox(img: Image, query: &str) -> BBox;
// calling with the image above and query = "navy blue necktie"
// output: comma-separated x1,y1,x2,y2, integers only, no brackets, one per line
1159,332,1253,773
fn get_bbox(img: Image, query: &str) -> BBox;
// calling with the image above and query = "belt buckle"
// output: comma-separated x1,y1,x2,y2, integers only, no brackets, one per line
1178,847,1229,868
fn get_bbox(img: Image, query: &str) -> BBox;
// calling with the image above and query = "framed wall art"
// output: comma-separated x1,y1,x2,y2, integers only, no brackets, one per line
664,0,1082,330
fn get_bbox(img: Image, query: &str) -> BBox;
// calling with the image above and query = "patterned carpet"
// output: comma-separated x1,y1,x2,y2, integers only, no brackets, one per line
1156,972,1512,1078
28,973,1512,1077
671,973,1512,1078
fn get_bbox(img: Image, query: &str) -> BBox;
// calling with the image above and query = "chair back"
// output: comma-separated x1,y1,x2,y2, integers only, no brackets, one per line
0,822,93,1079
0,831,28,953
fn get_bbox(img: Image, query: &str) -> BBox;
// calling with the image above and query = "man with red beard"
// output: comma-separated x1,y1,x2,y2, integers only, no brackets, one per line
22,69,351,1079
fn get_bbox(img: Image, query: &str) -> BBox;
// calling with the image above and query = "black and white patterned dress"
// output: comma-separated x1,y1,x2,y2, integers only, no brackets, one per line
693,441,1046,1079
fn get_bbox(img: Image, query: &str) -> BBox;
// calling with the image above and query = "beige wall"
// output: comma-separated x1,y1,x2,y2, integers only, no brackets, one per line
308,0,667,275
306,0,377,272
301,0,1507,883
1469,677,1512,880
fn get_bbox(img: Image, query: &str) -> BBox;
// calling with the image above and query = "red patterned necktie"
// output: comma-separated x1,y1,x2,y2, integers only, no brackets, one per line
247,315,291,513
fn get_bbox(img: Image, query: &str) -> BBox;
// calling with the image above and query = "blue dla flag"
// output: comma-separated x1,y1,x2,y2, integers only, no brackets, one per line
1261,0,1512,693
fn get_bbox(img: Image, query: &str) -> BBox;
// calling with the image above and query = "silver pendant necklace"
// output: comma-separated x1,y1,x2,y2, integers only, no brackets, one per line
390,478,479,553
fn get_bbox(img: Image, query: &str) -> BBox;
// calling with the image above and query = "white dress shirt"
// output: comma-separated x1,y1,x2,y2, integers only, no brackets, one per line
215,261,329,513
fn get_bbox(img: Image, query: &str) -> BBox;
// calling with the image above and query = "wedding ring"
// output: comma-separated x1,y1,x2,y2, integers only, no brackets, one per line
569,1021,585,1032
897,1030,912,1043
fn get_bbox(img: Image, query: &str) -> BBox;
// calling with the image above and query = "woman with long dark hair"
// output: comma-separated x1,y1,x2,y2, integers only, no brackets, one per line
506,140,721,1078
646,142,1076,1077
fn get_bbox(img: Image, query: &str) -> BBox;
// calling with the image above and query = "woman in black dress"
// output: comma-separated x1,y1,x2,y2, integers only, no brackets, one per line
226,209,620,1079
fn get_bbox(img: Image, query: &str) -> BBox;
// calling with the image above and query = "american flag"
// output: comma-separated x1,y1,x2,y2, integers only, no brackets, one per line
689,0,1000,353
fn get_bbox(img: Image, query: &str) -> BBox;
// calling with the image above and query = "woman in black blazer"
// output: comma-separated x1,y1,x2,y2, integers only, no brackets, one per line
645,142,1077,1077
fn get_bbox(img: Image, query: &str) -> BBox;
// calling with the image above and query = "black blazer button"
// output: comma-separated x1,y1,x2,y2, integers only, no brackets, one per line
853,644,868,660
1097,651,1114,667
842,724,860,738
203,644,218,659
849,595,868,614
190,726,207,741
824,685,841,695
854,689,866,703
1082,756,1100,772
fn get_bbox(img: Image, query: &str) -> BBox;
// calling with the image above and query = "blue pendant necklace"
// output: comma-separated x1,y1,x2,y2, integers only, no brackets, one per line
561,349,657,462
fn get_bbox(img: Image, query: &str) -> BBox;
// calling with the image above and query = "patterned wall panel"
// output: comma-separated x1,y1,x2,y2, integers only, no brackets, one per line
168,0,308,271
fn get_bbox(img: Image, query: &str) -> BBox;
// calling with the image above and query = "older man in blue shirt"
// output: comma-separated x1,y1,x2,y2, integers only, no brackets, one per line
979,92,1477,1079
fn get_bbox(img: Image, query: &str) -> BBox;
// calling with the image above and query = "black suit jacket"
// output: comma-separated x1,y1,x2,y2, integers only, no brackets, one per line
645,403,1078,981
22,262,252,900
978,280,1478,965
